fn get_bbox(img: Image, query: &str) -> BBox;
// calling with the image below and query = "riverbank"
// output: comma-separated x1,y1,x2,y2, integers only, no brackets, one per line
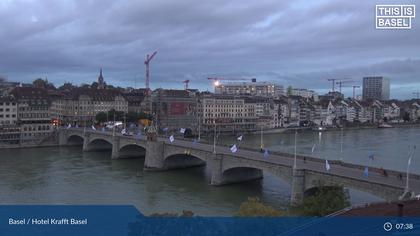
0,132,59,149
0,140,58,149
251,122,420,135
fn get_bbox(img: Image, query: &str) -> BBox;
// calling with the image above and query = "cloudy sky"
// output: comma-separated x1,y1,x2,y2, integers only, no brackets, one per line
0,0,419,99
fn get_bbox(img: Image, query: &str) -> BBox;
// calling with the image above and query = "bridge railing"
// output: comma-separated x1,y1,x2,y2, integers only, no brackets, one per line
62,128,420,181
162,133,420,181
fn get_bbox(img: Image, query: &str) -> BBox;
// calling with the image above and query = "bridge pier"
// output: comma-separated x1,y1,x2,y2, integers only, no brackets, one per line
82,133,91,151
58,130,67,146
291,168,305,207
210,154,223,185
144,141,165,171
111,137,120,159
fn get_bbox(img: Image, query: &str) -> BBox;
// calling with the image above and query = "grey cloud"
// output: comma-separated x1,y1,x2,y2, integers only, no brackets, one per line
0,0,419,99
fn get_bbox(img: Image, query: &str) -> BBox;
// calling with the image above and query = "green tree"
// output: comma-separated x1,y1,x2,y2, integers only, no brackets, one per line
58,82,76,91
33,78,46,88
126,111,140,123
235,197,286,217
300,185,350,216
149,210,194,217
91,81,99,89
402,112,410,122
95,112,108,123
287,86,293,96
126,111,150,123
33,78,55,89
108,109,124,121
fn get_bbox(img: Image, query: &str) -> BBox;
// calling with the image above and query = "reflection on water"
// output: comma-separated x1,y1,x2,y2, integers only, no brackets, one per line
1,126,411,215
219,127,420,174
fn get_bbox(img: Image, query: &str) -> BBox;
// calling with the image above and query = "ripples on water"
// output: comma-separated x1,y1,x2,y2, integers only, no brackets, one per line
2,127,415,216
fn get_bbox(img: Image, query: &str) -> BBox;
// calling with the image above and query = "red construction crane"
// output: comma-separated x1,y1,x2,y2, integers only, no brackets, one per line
144,51,157,95
352,85,360,99
183,80,190,90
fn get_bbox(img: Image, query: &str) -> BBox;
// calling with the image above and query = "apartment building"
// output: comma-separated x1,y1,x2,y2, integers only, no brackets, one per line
214,79,284,97
0,96,19,144
152,89,198,133
10,87,53,142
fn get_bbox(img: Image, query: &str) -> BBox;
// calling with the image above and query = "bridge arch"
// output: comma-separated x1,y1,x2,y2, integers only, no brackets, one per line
218,157,293,186
86,138,113,151
304,171,399,201
67,134,84,145
220,167,264,185
163,153,206,170
118,144,146,159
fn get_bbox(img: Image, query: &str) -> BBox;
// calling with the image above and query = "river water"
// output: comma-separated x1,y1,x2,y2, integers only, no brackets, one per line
0,127,418,216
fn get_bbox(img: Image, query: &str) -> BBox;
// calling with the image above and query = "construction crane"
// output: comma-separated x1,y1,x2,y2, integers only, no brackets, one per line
144,51,157,95
327,79,338,92
183,80,190,90
414,92,420,99
327,78,353,92
335,79,354,93
352,85,360,99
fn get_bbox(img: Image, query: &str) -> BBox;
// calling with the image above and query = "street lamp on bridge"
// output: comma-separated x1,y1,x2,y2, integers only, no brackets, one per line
293,128,297,169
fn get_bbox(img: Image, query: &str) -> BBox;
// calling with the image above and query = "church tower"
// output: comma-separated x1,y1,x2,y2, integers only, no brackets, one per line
98,68,105,89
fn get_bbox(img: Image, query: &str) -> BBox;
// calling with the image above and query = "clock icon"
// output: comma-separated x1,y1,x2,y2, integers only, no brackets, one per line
383,222,393,232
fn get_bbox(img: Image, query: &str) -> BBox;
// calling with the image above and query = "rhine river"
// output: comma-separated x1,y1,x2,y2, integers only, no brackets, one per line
0,127,418,216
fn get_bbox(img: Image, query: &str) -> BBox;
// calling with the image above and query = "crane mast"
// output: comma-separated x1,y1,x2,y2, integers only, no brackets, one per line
144,51,157,95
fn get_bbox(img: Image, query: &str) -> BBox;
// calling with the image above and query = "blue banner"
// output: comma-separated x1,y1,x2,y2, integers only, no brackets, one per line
0,205,419,236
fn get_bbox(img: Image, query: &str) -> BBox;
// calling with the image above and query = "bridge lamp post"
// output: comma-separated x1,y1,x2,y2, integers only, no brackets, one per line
213,119,217,154
293,128,297,169
405,145,416,192
113,113,116,137
198,113,201,141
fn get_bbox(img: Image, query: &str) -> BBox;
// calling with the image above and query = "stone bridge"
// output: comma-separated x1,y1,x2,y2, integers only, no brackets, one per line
59,128,420,206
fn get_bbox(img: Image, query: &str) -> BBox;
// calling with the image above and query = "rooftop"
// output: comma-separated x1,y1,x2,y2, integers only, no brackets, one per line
336,199,420,216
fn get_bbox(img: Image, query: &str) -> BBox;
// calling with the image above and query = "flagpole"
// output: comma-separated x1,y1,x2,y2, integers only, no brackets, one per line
405,145,416,192
213,120,216,154
113,113,116,137
198,114,201,141
340,127,343,161
293,128,297,169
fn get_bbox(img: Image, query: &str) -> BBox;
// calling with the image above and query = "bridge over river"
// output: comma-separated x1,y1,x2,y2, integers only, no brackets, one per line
59,128,420,206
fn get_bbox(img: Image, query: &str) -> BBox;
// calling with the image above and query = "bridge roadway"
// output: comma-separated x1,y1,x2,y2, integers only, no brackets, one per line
59,128,420,206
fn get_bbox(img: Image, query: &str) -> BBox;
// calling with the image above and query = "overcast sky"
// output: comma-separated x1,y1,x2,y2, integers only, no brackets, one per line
0,0,419,99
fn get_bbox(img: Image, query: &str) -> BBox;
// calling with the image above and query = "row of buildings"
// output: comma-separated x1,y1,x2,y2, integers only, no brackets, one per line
213,76,391,102
0,73,418,143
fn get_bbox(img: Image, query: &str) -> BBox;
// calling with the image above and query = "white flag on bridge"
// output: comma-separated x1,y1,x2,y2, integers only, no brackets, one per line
325,159,331,171
169,135,175,143
237,135,243,141
91,125,96,130
180,128,186,134
67,124,71,129
230,144,238,153
121,128,126,135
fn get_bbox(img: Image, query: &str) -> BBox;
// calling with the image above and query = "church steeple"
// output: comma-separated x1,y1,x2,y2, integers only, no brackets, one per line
98,68,105,89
